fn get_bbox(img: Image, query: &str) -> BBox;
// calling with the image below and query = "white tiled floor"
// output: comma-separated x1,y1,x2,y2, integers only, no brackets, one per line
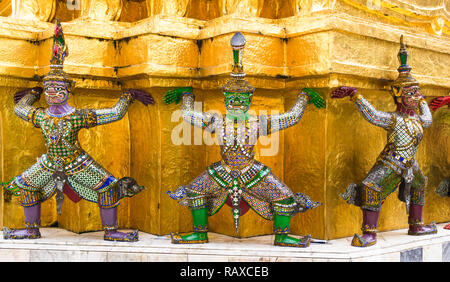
1,223,449,262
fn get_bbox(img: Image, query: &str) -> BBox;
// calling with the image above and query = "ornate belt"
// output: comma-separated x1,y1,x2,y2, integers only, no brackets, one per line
220,159,254,177
391,152,413,167
46,149,83,167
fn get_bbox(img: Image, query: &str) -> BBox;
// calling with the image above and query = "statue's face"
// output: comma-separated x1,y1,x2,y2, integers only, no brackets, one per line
224,92,252,116
44,80,70,105
400,86,421,109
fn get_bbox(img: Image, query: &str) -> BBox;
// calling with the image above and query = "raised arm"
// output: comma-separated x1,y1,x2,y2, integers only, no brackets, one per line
164,87,217,131
352,95,395,129
260,93,309,135
93,92,134,126
181,94,217,130
417,98,432,128
332,86,394,130
259,88,325,135
85,89,154,128
13,87,44,127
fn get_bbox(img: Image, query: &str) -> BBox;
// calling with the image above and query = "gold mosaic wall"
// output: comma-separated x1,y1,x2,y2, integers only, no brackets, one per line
0,0,448,239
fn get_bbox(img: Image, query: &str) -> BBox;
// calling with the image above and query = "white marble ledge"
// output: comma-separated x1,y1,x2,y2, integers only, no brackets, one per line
0,223,449,262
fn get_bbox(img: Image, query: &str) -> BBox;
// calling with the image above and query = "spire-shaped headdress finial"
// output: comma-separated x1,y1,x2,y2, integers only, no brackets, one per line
391,35,419,97
230,32,246,78
222,32,254,95
44,19,72,84
397,35,411,74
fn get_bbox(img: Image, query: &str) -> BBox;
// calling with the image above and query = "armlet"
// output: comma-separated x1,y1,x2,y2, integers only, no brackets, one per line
350,94,363,103
386,113,396,131
29,107,44,128
81,109,97,128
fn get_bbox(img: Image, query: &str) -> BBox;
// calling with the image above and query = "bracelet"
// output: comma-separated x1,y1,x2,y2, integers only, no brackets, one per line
350,94,363,102
298,92,310,101
182,92,194,99
298,91,309,97
31,107,44,128
122,91,135,103
29,90,41,100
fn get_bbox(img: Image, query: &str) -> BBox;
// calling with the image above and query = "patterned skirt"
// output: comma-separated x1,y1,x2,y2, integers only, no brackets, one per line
6,152,120,208
341,156,427,211
167,160,321,221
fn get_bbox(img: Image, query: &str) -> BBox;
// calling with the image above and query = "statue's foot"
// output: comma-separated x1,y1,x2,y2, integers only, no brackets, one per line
170,232,208,244
351,233,376,247
444,224,450,230
274,234,311,248
408,222,437,236
104,230,139,242
3,227,41,240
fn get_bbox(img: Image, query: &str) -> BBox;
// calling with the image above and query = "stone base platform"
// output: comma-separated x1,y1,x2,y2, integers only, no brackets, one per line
1,223,449,262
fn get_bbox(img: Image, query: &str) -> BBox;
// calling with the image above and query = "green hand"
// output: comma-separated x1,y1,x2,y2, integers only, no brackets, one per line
302,88,326,109
163,87,193,105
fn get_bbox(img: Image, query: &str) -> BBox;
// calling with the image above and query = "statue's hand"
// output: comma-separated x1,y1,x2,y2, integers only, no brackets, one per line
126,89,154,106
14,87,43,104
163,87,193,105
302,88,326,109
331,86,357,99
429,96,450,111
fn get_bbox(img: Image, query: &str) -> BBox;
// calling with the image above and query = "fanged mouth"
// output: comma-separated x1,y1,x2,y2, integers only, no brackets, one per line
46,92,64,97
228,105,245,110
46,93,66,104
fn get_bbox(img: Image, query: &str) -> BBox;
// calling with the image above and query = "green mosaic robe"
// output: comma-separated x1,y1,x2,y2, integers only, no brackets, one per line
7,93,134,207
